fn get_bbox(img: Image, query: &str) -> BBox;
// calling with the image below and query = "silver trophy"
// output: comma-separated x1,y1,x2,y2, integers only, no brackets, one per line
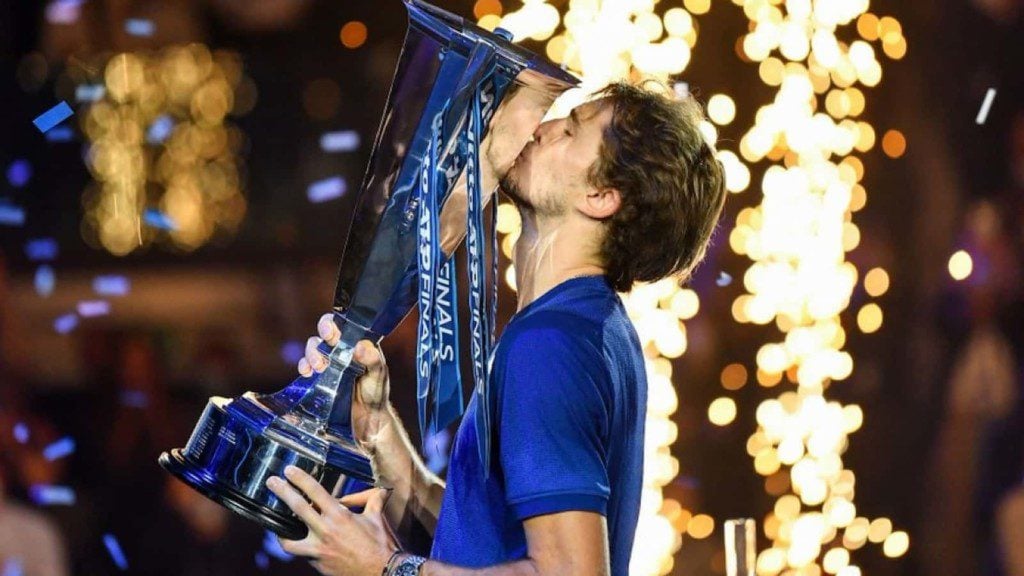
159,0,577,539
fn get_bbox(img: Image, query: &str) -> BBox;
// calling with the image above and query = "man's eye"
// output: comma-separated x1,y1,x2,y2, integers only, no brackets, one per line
564,128,572,136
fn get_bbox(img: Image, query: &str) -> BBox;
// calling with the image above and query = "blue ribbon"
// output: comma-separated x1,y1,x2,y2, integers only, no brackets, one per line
466,84,498,477
416,110,444,445
415,75,499,472
432,255,462,435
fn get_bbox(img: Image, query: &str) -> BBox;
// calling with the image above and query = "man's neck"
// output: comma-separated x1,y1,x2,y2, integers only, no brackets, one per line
511,206,606,313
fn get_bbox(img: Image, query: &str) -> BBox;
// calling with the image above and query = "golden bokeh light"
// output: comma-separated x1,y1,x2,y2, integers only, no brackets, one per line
473,0,503,19
709,397,738,426
79,45,249,255
856,303,883,334
340,21,368,49
721,363,749,390
881,129,906,158
863,267,890,297
687,514,715,539
948,249,973,280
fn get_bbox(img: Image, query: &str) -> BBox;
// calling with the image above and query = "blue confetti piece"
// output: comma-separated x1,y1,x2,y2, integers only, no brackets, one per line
119,390,149,408
77,300,110,317
54,313,78,334
6,159,32,188
307,176,347,203
44,125,75,143
255,552,270,571
33,101,74,134
1,558,23,576
124,18,155,37
716,271,732,287
42,436,76,461
103,534,129,571
13,422,30,444
25,238,59,262
146,115,174,144
262,531,294,562
35,266,56,297
45,0,85,24
320,130,361,152
0,204,26,226
424,427,452,474
75,84,106,103
280,341,304,365
93,275,131,296
143,208,178,231
29,484,76,506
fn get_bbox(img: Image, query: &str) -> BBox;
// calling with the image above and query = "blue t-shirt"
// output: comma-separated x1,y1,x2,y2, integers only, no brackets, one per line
430,275,648,575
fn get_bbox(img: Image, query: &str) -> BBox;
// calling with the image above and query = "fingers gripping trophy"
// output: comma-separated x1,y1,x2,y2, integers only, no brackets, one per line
159,0,578,540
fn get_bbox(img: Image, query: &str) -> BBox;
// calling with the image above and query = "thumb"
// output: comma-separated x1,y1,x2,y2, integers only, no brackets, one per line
363,487,391,516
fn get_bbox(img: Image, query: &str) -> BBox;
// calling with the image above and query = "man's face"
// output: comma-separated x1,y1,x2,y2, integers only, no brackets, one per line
500,98,614,216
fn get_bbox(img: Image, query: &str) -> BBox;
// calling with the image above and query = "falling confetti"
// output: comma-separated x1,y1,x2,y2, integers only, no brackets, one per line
146,115,174,144
673,81,690,98
0,204,26,226
45,0,84,24
33,101,74,134
307,176,348,203
143,208,178,231
320,131,361,152
93,275,131,296
13,422,30,444
425,427,452,474
42,436,76,461
25,238,59,262
29,484,76,506
1,558,23,576
280,341,304,365
103,534,129,571
976,88,996,125
44,126,75,143
717,271,732,287
5,159,32,188
75,84,106,103
35,266,56,297
119,390,149,408
262,531,295,562
124,18,155,37
54,313,78,334
77,300,111,318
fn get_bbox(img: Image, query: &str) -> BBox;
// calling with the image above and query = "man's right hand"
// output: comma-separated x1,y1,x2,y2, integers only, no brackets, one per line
298,314,393,453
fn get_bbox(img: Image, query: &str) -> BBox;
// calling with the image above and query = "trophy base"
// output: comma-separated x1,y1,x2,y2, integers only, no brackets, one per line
159,448,308,540
159,395,375,540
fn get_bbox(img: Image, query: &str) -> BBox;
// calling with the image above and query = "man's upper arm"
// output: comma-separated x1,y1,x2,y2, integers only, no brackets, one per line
498,321,612,519
523,510,610,576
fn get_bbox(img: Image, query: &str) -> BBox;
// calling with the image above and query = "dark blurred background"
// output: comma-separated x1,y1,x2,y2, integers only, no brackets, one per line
1,0,1023,575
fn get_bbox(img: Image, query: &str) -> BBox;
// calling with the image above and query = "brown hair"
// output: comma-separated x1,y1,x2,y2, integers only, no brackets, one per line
589,82,728,292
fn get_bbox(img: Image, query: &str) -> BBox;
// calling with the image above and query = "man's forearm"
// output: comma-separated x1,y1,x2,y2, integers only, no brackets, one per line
419,559,539,576
369,404,446,553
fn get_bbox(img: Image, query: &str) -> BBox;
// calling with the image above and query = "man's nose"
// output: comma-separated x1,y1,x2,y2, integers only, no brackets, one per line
532,119,557,143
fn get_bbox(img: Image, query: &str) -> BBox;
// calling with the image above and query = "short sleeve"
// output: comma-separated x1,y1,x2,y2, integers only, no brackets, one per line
496,320,612,521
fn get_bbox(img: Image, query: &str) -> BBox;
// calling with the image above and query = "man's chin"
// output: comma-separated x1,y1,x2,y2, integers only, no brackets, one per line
498,173,529,208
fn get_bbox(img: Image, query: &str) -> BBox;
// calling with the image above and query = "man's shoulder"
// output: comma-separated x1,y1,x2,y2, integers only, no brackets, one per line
501,310,603,357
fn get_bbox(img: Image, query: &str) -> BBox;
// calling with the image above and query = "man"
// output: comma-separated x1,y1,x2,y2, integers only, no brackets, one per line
266,82,727,576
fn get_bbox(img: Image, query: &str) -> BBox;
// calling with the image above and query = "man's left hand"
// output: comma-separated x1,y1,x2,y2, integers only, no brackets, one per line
267,466,398,576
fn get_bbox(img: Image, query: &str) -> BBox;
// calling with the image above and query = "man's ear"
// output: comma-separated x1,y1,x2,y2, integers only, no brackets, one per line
579,186,621,220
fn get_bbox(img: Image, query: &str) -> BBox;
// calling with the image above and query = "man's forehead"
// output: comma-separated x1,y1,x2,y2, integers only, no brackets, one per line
570,98,613,124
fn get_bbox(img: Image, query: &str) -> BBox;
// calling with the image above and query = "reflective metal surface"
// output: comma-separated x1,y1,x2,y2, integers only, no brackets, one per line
160,0,578,539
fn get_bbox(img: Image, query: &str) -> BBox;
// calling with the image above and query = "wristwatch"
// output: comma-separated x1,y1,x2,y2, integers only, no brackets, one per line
391,554,428,576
